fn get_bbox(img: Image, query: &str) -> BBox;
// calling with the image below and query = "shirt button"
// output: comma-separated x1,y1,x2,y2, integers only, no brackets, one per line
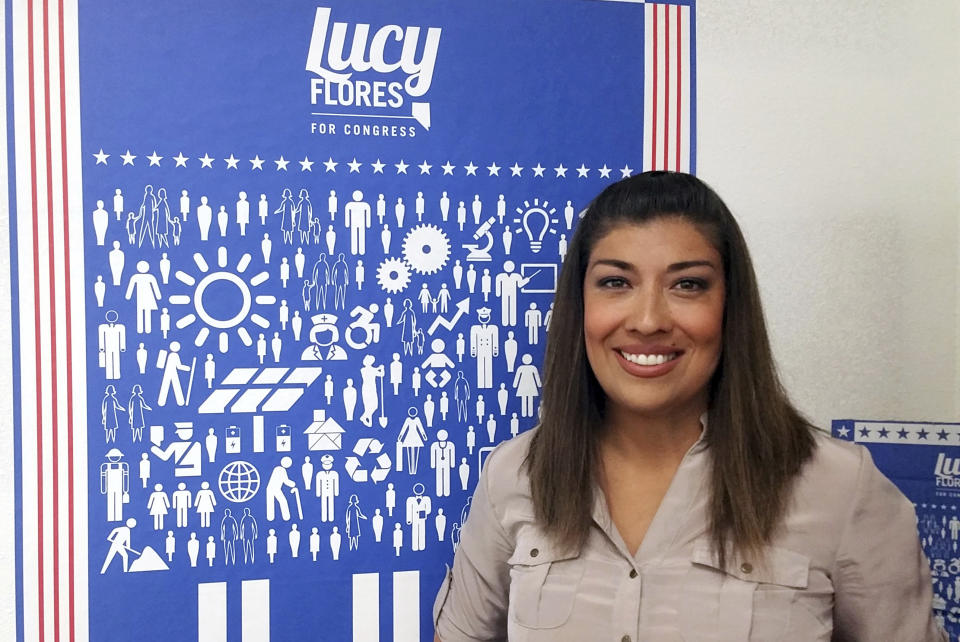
530,548,539,558
740,562,753,574
629,569,638,579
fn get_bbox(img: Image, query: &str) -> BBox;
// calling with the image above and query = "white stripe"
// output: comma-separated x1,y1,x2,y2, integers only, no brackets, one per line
63,0,90,634
679,5,691,172
655,4,667,171
13,0,40,637
352,572,380,642
666,4,678,172
198,581,228,642
242,579,271,642
642,3,654,171
392,571,420,642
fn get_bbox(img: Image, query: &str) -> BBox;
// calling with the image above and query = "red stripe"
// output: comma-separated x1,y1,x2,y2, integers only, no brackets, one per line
675,5,682,171
27,0,47,638
651,5,658,170
56,0,77,635
41,0,63,637
663,5,670,171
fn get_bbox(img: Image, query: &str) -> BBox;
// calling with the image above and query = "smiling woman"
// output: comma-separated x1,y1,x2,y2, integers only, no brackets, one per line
432,172,946,641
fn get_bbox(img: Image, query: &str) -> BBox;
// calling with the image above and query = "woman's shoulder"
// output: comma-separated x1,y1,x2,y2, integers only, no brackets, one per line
475,429,538,531
781,429,913,552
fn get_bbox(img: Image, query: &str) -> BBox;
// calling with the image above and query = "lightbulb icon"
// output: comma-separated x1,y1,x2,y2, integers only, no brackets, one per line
515,198,558,254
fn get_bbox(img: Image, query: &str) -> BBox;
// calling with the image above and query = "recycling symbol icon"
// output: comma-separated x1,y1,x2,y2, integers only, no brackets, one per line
344,438,392,483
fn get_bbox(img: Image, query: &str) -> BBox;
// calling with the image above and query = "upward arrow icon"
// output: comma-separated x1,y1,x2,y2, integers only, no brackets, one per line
428,298,470,335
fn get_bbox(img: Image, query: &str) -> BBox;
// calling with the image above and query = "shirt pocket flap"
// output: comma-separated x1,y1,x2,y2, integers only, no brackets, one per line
507,529,579,566
691,541,810,589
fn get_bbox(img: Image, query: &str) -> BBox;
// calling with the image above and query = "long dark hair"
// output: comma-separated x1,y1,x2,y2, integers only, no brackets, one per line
528,171,815,566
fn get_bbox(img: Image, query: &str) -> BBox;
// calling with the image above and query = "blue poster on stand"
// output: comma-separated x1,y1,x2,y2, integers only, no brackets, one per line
8,2,695,640
833,419,960,641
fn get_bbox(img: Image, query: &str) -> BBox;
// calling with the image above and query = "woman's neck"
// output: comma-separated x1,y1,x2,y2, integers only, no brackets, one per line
600,406,705,467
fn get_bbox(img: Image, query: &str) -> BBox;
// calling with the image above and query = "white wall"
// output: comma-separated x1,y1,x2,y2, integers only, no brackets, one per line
1,1,958,638
697,0,960,428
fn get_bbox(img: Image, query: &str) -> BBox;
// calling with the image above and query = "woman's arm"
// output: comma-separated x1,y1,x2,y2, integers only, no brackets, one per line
833,447,946,641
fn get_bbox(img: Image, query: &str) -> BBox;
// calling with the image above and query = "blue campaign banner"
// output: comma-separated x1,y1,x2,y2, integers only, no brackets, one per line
8,1,695,640
832,420,960,640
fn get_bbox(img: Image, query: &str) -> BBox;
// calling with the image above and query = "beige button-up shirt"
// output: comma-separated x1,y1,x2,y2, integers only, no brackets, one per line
434,428,945,641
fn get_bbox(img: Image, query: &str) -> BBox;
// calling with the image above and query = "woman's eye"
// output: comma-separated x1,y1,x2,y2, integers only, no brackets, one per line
674,278,706,291
599,277,628,288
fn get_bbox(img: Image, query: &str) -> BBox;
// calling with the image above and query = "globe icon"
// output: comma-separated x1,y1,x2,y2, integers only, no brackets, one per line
218,461,261,502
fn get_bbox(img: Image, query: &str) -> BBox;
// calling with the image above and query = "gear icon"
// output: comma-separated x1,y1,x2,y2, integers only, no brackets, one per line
376,257,412,294
402,224,451,275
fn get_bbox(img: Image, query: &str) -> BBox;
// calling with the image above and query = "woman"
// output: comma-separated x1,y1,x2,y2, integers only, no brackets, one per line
433,172,944,641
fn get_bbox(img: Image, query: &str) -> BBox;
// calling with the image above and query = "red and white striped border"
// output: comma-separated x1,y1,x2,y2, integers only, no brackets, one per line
644,2,693,172
10,0,89,640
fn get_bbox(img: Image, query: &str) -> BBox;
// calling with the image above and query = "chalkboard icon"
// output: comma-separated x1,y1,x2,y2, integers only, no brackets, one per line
304,409,344,451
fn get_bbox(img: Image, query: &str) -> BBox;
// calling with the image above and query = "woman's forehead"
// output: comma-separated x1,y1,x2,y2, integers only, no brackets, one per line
587,218,720,266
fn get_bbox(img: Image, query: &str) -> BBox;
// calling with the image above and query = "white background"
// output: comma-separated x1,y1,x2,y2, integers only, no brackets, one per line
1,0,958,637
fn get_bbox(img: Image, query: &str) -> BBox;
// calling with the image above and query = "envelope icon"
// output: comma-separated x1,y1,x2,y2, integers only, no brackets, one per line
304,411,345,451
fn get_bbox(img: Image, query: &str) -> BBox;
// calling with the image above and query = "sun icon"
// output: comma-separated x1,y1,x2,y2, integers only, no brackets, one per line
167,246,275,352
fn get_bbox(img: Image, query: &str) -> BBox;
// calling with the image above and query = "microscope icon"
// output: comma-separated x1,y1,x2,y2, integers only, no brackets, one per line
463,217,497,261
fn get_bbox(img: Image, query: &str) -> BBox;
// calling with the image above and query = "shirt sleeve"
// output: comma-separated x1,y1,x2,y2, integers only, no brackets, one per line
433,451,513,642
832,446,947,641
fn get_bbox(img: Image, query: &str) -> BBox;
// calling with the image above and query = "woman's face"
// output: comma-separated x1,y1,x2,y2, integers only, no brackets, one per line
582,218,725,425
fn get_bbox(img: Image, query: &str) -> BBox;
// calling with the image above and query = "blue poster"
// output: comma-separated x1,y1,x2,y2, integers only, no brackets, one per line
833,419,960,641
8,1,695,640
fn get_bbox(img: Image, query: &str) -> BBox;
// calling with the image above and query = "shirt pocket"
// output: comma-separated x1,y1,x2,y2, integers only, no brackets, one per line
507,529,584,630
681,540,811,641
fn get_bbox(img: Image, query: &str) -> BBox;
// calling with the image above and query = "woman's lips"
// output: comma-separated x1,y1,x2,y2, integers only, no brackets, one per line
615,348,682,377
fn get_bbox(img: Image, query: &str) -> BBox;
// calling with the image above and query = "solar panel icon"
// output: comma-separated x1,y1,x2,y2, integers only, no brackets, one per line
198,366,323,415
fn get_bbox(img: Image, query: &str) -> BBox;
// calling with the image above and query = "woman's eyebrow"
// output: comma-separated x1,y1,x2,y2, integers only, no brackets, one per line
666,259,718,272
588,258,718,272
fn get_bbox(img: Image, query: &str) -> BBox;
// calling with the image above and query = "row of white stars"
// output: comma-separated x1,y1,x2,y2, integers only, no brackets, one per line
91,149,633,179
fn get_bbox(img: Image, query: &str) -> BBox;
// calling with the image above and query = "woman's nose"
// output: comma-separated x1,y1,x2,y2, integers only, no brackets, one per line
625,287,673,335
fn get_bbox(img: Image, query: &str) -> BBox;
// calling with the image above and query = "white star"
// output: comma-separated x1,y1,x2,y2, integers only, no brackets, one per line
198,153,214,168
464,162,478,176
395,159,409,174
250,155,265,170
576,164,589,178
348,158,362,173
441,161,455,175
120,150,136,166
172,152,189,167
487,162,501,176
418,160,432,175
275,156,290,171
323,157,338,173
509,163,523,177
224,154,240,170
93,148,110,165
299,157,314,172
371,159,386,174
598,164,612,179
620,165,633,178
837,426,850,437
554,164,568,178
531,163,545,178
